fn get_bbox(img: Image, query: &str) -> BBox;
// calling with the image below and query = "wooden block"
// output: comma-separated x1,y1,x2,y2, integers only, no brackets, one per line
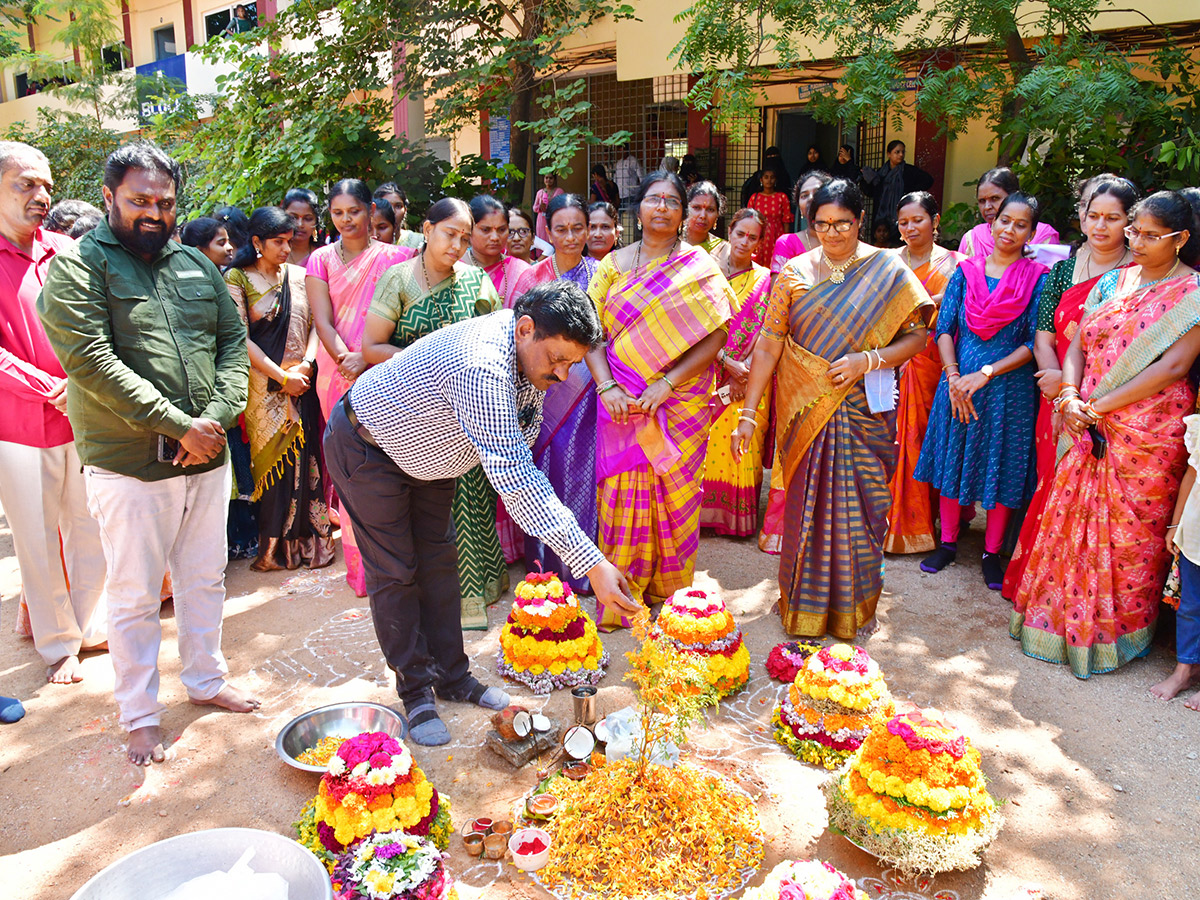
484,725,561,767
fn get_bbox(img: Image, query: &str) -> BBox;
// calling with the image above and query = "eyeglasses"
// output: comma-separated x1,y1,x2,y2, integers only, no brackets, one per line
641,194,682,210
1123,226,1182,243
509,228,531,237
811,220,856,233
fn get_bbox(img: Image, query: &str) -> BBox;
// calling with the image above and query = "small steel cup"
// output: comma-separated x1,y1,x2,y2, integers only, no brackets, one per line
571,685,598,726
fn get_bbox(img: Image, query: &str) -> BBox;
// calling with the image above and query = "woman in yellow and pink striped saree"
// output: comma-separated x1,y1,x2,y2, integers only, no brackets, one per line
586,173,734,629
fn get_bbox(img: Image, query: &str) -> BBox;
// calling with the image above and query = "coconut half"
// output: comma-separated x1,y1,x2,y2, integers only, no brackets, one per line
512,709,533,739
531,713,552,733
563,725,596,760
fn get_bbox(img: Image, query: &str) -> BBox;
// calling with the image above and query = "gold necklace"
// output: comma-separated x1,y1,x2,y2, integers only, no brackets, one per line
902,245,931,271
632,237,679,275
823,248,858,284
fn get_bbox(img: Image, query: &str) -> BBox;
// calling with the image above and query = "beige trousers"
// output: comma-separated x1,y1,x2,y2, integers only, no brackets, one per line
0,439,107,664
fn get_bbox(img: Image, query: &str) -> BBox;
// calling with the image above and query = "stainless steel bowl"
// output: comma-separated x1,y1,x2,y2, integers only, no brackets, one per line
275,701,409,773
69,827,332,900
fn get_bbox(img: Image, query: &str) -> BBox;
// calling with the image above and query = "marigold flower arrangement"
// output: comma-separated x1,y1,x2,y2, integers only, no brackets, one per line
531,610,763,900
498,569,609,694
764,640,822,683
773,644,893,769
294,731,453,874
741,859,869,900
330,832,458,900
823,708,1003,877
654,587,750,698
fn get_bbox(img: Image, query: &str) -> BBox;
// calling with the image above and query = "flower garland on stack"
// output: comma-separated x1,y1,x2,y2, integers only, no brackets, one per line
294,731,453,874
823,708,1003,877
764,640,822,683
331,832,458,900
654,587,750,698
498,569,609,694
772,644,893,769
741,859,869,900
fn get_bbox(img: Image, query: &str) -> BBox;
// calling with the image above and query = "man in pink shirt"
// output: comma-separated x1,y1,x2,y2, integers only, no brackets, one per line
0,141,107,704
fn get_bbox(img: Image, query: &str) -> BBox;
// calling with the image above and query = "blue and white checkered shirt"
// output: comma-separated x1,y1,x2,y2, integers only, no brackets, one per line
348,309,605,578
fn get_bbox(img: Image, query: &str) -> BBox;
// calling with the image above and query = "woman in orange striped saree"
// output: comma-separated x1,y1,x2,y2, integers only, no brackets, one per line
1012,191,1200,677
733,179,931,638
701,209,771,536
586,170,734,629
885,192,963,554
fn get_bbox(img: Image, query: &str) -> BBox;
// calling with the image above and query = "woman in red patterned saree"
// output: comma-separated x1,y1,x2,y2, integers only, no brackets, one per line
1011,191,1200,678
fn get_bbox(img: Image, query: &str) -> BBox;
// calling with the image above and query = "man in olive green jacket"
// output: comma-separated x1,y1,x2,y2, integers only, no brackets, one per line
39,143,258,765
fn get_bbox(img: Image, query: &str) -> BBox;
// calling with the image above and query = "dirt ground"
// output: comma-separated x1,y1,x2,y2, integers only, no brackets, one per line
1,495,1196,900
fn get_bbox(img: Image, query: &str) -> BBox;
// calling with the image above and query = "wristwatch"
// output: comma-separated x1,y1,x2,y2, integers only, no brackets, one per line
980,364,994,380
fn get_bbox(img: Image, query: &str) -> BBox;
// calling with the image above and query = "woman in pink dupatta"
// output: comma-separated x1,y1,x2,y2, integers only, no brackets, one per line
308,179,413,596
701,209,772,536
586,171,734,629
959,167,1059,257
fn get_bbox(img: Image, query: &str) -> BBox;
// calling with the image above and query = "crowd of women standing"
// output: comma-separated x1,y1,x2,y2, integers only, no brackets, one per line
181,157,1200,709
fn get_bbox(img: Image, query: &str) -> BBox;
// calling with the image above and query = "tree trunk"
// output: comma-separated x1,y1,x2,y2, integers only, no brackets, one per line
997,20,1035,166
509,64,534,203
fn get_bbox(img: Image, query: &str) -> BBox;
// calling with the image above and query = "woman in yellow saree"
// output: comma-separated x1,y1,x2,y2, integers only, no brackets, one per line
586,170,734,629
733,180,931,638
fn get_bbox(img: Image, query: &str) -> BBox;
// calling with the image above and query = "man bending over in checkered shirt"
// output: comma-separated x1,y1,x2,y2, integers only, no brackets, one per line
324,280,639,745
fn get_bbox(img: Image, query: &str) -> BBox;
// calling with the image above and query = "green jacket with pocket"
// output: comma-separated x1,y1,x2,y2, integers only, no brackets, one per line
37,218,248,481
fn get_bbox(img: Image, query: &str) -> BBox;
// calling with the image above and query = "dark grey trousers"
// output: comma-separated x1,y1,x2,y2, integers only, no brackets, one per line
323,401,470,706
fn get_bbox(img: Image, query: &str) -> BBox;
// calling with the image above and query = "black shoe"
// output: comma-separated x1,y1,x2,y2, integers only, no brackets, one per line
982,552,1005,590
920,542,957,573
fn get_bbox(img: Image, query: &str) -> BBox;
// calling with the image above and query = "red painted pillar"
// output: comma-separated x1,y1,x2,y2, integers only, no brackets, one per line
121,0,133,62
259,0,278,20
182,0,195,51
913,59,951,205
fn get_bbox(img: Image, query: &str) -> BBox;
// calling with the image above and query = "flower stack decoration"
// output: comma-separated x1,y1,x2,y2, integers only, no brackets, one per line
295,731,453,874
764,640,822,683
823,708,1003,877
741,859,869,900
331,832,458,900
498,569,609,694
654,587,750,698
772,644,893,769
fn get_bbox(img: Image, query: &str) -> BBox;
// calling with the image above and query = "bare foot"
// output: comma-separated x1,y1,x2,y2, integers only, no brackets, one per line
1187,688,1200,711
127,725,165,765
190,683,261,713
47,655,83,684
1149,663,1199,700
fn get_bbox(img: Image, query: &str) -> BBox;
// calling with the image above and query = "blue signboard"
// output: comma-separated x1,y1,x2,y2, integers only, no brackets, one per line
135,55,187,120
489,115,511,164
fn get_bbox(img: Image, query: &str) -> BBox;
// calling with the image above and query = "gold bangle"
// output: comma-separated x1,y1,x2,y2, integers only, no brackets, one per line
662,374,676,392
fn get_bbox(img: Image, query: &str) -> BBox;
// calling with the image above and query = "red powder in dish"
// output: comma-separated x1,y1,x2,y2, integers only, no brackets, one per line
516,837,548,855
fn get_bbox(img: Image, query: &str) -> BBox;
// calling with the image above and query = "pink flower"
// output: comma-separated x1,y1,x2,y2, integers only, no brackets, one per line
778,880,808,900
369,752,393,769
